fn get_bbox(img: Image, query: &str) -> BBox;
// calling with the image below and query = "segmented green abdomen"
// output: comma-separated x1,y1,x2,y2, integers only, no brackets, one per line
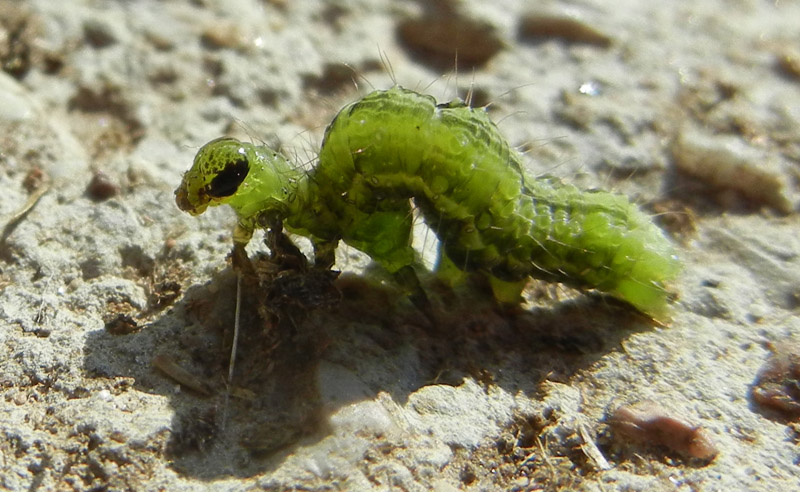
302,87,678,318
514,178,679,318
423,111,680,318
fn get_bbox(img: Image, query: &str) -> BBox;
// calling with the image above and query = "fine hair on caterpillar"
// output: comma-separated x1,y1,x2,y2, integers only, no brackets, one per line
176,86,680,320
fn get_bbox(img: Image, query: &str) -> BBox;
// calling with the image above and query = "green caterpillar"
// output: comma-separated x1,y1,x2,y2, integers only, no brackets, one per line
175,87,679,319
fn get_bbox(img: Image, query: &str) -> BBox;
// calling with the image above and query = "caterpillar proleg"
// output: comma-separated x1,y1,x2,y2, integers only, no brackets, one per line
175,87,679,319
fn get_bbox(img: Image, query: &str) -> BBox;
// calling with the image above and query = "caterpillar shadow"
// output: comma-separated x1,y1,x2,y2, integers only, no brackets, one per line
82,259,653,481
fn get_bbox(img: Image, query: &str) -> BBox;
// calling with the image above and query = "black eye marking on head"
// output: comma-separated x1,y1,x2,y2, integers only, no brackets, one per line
207,157,249,198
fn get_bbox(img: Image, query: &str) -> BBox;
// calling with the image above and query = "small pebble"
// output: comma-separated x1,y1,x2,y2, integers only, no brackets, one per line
86,171,120,201
518,13,611,47
776,48,800,81
672,130,792,214
397,1,504,68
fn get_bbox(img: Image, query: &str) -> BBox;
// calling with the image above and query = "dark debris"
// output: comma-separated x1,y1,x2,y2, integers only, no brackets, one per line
751,340,800,419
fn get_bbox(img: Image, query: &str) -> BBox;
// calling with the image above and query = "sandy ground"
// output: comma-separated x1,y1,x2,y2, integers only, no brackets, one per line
1,0,799,490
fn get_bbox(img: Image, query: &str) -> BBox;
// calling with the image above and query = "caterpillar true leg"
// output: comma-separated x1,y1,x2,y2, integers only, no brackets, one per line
312,239,338,270
392,264,434,319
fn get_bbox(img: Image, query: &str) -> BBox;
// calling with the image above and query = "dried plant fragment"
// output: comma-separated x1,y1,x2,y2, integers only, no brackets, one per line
609,400,718,461
152,354,212,396
751,341,800,419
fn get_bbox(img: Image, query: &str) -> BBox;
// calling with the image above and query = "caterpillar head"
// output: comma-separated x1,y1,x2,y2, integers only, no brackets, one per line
175,137,299,221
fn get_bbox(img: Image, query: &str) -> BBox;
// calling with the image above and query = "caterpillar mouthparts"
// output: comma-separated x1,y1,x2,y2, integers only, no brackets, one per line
176,86,679,319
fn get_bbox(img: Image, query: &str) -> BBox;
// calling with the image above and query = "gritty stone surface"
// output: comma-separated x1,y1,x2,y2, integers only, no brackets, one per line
1,0,799,490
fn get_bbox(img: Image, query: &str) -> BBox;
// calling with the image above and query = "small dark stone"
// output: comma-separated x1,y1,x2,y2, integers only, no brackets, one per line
86,172,120,201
